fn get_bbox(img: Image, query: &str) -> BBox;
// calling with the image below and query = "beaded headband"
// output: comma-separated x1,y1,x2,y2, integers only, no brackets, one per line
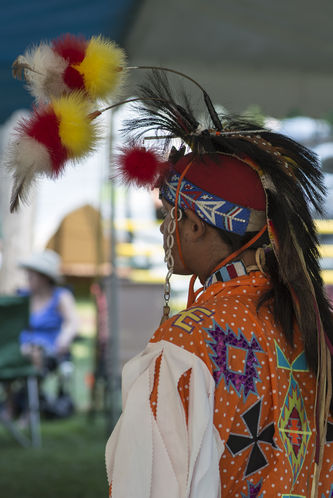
160,170,266,235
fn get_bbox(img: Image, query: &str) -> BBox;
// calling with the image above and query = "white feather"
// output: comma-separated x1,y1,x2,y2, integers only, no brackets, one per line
8,135,53,176
22,44,70,102
6,134,53,211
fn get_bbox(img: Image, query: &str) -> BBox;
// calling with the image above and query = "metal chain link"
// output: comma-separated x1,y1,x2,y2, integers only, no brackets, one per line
163,207,182,305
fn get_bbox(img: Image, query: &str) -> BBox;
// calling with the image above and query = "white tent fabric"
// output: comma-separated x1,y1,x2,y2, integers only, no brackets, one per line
124,0,333,117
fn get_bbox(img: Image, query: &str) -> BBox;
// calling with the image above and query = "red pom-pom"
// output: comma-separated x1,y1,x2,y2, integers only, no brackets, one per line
52,34,87,93
22,105,68,175
118,147,164,187
52,33,87,64
63,65,85,92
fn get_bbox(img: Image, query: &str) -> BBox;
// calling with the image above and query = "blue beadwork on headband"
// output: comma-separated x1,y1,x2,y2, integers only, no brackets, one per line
160,172,251,235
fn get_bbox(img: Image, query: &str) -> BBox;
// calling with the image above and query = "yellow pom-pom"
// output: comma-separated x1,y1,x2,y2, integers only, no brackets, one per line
74,36,126,100
52,93,98,157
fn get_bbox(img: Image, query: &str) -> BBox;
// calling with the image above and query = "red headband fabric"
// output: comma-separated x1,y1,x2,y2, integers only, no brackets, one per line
171,153,266,211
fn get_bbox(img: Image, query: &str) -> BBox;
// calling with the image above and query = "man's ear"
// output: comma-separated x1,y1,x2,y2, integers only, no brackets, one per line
184,209,206,239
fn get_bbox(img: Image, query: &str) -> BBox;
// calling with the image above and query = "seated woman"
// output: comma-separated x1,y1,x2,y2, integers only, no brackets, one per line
18,249,78,373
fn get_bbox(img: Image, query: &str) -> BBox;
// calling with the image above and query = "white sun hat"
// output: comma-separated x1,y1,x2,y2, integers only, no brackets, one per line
19,249,63,283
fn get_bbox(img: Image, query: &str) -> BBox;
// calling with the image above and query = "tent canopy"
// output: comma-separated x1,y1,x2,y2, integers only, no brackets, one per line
124,0,333,118
1,0,333,123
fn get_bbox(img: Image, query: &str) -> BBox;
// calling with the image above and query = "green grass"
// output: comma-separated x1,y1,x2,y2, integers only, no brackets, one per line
0,298,110,498
0,414,109,498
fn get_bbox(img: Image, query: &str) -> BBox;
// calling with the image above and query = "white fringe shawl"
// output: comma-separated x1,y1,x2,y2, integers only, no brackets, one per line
105,340,224,498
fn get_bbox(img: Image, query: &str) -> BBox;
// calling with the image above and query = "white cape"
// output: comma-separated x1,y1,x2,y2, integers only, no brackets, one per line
105,340,224,498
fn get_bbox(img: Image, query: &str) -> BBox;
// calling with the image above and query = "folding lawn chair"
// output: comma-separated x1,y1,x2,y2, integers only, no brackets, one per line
0,295,41,447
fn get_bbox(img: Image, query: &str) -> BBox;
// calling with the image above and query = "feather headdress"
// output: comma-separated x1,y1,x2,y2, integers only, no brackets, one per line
7,92,99,212
12,34,126,103
9,33,127,211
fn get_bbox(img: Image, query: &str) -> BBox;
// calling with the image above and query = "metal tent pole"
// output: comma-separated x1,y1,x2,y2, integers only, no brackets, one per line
106,111,122,434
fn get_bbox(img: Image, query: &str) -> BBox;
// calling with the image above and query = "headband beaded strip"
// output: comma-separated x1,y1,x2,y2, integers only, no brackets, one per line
160,172,265,236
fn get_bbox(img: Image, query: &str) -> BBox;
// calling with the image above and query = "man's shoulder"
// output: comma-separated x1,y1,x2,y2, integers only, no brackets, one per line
150,291,270,352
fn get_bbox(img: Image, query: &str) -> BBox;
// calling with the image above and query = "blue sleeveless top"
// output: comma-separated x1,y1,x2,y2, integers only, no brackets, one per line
20,287,66,354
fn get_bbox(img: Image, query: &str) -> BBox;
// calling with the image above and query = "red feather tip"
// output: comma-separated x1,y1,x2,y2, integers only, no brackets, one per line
118,147,165,187
20,105,68,175
52,33,87,64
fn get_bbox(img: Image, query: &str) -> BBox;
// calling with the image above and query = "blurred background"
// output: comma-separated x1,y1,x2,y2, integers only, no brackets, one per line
1,1,333,497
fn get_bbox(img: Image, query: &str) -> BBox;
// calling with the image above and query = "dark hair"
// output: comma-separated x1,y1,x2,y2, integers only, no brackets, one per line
216,227,333,415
